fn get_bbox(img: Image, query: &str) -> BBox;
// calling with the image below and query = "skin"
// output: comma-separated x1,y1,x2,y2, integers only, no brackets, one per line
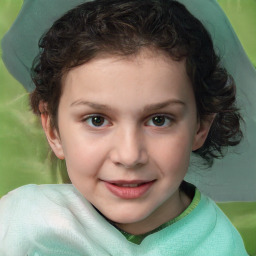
41,49,213,235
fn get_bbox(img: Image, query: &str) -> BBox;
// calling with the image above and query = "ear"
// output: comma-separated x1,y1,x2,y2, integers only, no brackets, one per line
192,114,216,151
40,102,65,160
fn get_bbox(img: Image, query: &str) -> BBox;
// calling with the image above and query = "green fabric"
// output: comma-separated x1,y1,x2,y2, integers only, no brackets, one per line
0,0,59,197
120,189,201,245
0,184,248,255
217,202,256,256
217,0,256,67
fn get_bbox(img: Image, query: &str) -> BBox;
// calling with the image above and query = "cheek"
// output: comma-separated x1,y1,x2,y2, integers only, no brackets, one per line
60,132,106,176
151,130,194,175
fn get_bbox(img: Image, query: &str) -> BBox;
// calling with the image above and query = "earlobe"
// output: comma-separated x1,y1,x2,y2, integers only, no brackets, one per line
40,106,65,160
192,114,216,151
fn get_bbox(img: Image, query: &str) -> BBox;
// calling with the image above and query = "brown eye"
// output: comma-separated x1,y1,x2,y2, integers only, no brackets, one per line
85,115,109,127
146,115,172,127
152,116,165,126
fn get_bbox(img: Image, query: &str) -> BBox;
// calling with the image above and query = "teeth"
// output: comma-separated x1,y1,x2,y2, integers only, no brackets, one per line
115,184,141,187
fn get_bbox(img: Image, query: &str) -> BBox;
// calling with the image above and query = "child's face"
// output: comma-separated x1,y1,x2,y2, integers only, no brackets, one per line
42,50,211,234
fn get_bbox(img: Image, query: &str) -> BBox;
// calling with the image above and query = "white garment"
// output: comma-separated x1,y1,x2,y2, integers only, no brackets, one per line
0,184,248,256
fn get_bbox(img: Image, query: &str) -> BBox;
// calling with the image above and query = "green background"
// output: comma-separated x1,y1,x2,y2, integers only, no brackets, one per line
0,1,255,255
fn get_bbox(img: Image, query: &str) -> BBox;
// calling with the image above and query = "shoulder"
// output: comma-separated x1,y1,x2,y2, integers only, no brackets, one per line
194,192,248,255
0,184,79,213
0,183,90,221
0,183,78,222
0,184,91,255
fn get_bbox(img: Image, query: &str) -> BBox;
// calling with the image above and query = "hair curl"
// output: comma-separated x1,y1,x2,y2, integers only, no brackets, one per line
30,0,243,167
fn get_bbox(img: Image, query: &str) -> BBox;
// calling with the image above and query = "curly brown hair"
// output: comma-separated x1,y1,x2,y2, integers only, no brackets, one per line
30,0,243,167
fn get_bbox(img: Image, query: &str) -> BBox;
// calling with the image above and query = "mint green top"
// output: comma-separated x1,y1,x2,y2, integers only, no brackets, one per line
0,184,248,255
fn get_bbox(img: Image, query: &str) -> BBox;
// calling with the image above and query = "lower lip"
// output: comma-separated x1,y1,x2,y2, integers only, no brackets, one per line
104,181,155,199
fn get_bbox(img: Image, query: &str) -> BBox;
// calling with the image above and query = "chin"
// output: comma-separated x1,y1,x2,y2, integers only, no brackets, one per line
104,208,153,225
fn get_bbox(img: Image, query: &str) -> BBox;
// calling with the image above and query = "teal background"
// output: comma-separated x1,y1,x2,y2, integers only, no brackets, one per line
0,1,255,255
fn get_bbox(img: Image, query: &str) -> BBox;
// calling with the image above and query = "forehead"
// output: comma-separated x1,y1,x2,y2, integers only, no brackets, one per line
60,50,194,112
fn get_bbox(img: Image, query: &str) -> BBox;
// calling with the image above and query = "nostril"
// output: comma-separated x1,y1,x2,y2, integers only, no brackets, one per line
119,162,144,169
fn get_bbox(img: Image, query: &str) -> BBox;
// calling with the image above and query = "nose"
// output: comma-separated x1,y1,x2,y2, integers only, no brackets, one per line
109,127,148,169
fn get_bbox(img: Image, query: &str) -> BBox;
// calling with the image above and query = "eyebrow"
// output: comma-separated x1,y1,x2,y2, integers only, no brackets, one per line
70,99,185,111
70,100,111,110
143,99,185,112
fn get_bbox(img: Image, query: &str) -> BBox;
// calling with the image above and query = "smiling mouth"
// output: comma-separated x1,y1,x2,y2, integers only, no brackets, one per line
111,182,147,187
104,180,155,199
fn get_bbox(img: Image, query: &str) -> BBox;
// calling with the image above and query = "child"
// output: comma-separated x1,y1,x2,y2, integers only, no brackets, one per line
0,0,252,255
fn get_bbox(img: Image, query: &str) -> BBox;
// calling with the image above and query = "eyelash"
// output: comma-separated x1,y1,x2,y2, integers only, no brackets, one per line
82,114,174,128
82,114,110,128
145,114,173,127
